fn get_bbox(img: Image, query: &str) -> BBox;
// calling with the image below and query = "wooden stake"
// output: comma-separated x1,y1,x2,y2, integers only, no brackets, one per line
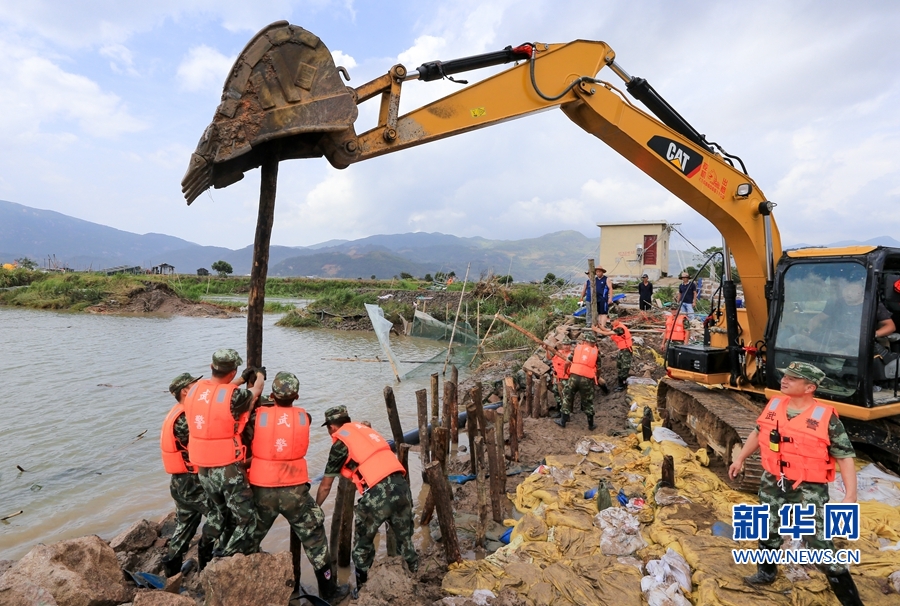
432,427,450,474
474,436,488,557
424,461,462,565
587,258,596,328
246,155,278,367
442,263,471,375
536,378,548,418
505,377,520,461
661,455,675,489
484,425,503,523
415,389,430,466
329,477,355,568
469,314,498,367
642,406,653,442
466,399,478,475
442,381,453,447
472,383,486,437
430,373,440,428
525,372,534,418
494,410,506,500
384,386,404,448
397,443,410,476
449,376,459,445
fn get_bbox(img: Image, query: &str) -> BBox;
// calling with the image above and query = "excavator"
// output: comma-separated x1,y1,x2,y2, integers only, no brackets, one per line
182,21,900,489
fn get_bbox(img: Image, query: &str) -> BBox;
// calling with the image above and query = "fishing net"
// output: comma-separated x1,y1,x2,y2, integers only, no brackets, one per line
365,304,402,380
401,344,478,380
409,310,479,345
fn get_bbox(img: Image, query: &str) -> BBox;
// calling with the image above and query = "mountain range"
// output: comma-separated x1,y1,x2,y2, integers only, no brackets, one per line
4,199,899,282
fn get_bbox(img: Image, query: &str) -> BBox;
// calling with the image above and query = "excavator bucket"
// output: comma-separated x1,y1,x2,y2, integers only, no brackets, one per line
181,21,360,204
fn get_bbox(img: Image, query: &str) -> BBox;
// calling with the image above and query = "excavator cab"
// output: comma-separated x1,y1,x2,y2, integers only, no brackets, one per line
767,247,900,407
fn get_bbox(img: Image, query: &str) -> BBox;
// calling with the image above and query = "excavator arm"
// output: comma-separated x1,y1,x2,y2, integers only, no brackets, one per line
182,21,779,348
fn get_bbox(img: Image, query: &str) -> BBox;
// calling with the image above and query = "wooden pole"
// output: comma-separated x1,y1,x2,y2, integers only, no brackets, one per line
424,462,462,565
430,373,440,428
465,399,478,475
246,155,279,368
415,389,430,466
442,381,453,448
397,443,410,476
474,436,488,557
472,383,486,438
661,455,675,489
536,378,547,418
484,425,504,524
505,377,520,461
493,410,506,496
525,372,534,418
442,263,471,375
476,300,480,341
587,258,596,328
493,314,564,359
432,427,450,474
384,386,405,448
329,477,355,568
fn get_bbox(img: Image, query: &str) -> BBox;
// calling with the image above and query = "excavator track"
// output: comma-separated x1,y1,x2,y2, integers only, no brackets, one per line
657,378,764,493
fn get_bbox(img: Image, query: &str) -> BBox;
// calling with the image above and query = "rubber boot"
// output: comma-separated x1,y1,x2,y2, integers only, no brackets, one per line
161,553,183,578
554,413,569,428
315,566,350,603
198,539,214,571
614,378,626,392
826,570,864,606
744,545,777,586
587,414,595,431
351,569,368,600
599,382,610,396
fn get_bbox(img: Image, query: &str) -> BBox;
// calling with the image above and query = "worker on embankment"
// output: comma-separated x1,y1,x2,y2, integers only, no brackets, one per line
315,406,418,598
245,372,350,601
596,319,634,392
728,361,863,606
556,331,608,430
160,372,214,576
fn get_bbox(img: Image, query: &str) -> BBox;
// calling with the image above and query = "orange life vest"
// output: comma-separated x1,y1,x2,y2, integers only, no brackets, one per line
570,342,599,382
160,403,195,475
332,422,405,495
610,323,633,351
183,379,249,467
756,396,836,489
664,314,687,342
248,406,311,487
551,352,571,381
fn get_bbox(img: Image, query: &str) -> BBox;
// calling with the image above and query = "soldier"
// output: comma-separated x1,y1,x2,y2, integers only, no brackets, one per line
728,361,863,606
315,406,417,598
548,340,573,413
183,349,265,558
596,319,634,392
160,372,214,576
245,373,349,602
556,331,608,430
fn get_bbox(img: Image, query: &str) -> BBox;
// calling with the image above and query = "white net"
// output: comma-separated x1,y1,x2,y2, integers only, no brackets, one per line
364,303,402,380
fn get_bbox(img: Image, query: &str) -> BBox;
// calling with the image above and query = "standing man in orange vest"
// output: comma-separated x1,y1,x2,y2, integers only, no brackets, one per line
557,331,608,430
184,348,265,558
160,372,214,576
729,362,862,605
246,373,349,602
316,406,417,598
597,320,634,392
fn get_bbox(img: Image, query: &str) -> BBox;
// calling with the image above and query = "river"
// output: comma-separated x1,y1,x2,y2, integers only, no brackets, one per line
0,307,456,561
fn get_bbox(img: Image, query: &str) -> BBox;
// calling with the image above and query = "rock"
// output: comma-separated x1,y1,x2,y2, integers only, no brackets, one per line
0,560,13,577
200,552,292,606
158,512,177,540
0,535,132,606
360,556,415,603
890,570,900,594
133,590,197,605
111,520,159,553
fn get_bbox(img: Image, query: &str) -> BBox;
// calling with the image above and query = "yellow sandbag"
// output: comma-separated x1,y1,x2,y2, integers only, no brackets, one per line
441,559,504,596
553,525,603,559
519,540,561,565
695,447,710,466
860,501,900,541
545,507,594,531
541,561,600,606
511,512,549,543
494,561,544,594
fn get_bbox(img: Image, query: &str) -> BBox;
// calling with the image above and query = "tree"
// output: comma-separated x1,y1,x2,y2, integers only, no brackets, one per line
14,257,37,270
370,274,377,280
448,270,456,278
423,273,433,282
542,272,564,287
400,272,414,280
682,246,740,285
494,274,513,285
211,260,233,277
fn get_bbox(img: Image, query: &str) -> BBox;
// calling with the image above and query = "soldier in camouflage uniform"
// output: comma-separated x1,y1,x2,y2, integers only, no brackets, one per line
558,331,608,430
185,349,265,558
316,405,417,599
160,373,214,576
245,372,349,602
729,362,863,606
548,340,574,413
596,320,633,392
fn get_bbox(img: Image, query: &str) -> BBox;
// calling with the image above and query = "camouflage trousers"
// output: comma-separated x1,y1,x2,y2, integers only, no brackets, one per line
167,473,212,559
354,472,417,574
251,483,330,570
758,472,846,574
616,349,633,382
550,378,568,408
563,374,595,416
197,463,258,556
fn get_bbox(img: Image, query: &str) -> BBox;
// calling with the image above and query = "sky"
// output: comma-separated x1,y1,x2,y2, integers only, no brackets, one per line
0,0,898,252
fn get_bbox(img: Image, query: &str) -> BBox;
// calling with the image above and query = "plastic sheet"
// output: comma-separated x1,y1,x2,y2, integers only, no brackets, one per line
364,303,402,379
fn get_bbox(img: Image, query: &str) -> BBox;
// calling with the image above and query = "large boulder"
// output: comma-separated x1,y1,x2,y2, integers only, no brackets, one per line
110,520,159,553
0,535,132,606
200,552,292,606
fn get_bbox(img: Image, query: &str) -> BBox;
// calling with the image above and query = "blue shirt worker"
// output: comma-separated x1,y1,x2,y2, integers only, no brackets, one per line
676,272,697,318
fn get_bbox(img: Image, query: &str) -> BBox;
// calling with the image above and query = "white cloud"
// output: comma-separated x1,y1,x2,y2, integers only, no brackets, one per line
331,50,357,69
99,43,138,76
177,45,235,93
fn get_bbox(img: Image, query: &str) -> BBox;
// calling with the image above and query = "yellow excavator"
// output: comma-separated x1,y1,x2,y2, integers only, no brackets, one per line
182,21,900,488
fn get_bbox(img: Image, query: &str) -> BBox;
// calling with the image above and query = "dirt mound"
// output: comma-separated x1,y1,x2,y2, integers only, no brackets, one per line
87,283,237,318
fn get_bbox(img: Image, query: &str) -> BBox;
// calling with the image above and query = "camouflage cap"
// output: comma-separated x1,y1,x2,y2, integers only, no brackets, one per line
779,361,825,385
271,371,299,400
614,327,625,335
211,348,242,372
583,331,597,342
169,372,201,394
322,405,350,426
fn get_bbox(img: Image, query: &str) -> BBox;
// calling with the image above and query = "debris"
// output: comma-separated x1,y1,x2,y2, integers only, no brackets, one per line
0,510,23,521
651,427,688,446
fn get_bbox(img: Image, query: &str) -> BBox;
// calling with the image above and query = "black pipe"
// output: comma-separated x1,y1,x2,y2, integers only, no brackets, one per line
387,402,502,449
625,77,712,153
415,45,532,82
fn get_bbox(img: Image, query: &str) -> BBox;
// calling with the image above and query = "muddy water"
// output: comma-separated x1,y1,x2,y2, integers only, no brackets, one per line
0,307,454,561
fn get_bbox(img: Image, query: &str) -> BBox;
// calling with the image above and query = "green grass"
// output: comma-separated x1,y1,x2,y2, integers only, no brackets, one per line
0,273,142,309
0,268,43,288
